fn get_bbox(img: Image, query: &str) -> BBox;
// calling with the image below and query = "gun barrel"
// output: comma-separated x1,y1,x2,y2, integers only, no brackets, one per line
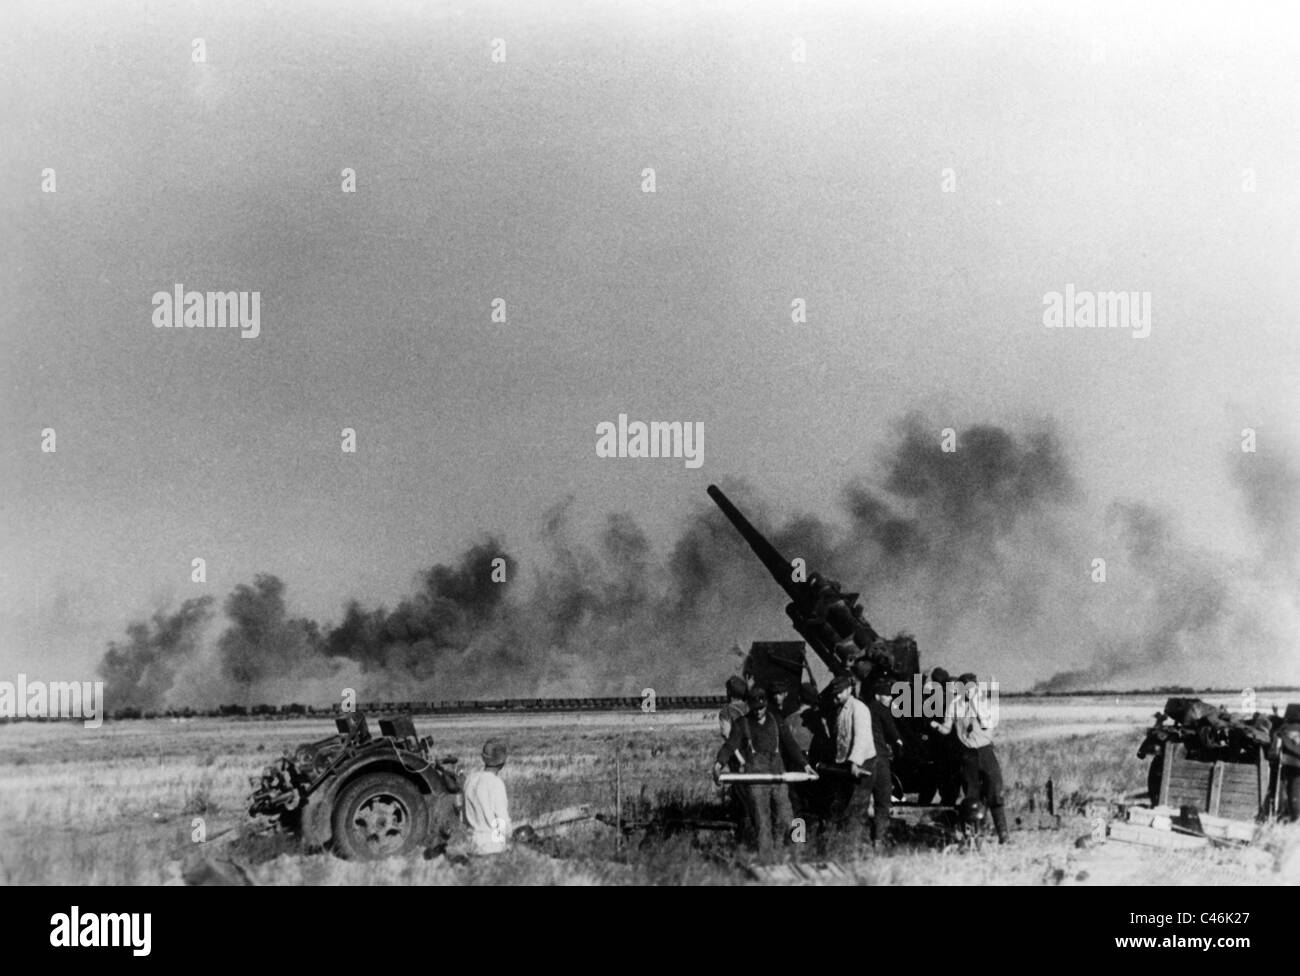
707,484,854,678
706,485,798,600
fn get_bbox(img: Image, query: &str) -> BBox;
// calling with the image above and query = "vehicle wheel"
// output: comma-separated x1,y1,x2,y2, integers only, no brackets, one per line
330,772,429,860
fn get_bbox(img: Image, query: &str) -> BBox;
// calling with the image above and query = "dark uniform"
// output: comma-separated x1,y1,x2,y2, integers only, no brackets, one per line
776,682,817,822
718,675,751,756
1284,765,1300,823
866,688,904,844
717,675,751,837
927,668,963,805
1276,716,1300,822
715,688,809,856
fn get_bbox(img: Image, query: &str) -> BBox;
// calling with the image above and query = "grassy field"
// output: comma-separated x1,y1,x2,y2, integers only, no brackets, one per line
0,697,1296,885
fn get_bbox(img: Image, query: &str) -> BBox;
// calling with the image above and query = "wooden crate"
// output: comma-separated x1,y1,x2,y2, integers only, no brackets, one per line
1158,744,1267,820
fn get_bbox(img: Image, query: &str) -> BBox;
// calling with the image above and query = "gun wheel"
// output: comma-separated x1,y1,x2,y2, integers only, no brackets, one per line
331,772,429,860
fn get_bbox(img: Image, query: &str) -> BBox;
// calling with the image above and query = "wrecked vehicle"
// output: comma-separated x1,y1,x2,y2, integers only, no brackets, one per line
248,712,463,859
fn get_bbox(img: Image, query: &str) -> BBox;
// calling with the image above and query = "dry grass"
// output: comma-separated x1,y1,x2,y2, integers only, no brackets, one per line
0,704,1295,885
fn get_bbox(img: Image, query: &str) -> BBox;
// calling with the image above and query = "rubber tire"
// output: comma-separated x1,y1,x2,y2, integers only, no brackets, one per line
330,772,429,861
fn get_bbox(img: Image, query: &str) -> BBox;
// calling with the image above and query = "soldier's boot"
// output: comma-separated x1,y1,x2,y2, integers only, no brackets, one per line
991,805,1009,844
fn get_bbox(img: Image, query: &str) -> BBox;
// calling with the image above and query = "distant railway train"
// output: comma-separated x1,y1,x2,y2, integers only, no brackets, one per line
94,695,729,721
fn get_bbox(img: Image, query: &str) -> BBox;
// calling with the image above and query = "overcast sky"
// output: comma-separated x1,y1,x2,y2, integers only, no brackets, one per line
2,0,1297,680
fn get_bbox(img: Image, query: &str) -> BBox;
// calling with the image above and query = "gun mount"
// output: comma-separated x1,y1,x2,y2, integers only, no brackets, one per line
707,484,941,800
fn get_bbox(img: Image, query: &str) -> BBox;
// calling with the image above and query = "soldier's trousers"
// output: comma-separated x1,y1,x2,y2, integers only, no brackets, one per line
961,744,1009,840
870,756,892,842
1284,766,1300,822
740,783,794,855
940,740,964,805
827,765,873,831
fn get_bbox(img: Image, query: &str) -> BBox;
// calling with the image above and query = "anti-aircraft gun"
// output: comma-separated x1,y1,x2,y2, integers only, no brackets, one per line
706,485,914,681
706,485,944,800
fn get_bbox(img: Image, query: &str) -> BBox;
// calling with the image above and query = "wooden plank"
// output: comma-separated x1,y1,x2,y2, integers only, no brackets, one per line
1219,799,1260,811
1219,806,1259,820
1158,745,1174,807
1127,807,1173,829
750,861,850,885
526,804,594,830
1196,813,1257,842
1166,783,1210,804
1221,780,1257,790
749,864,799,883
1217,761,1258,816
1217,789,1258,804
1219,775,1260,789
1216,790,1258,805
1221,765,1256,783
1110,821,1208,850
1259,747,1268,809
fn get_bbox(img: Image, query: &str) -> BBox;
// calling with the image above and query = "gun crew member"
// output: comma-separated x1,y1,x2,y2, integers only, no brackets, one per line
713,686,814,856
932,674,1008,844
458,737,513,856
866,676,904,846
827,672,875,829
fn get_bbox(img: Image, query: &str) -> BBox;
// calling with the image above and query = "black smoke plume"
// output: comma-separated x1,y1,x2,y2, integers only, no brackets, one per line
219,574,325,696
98,597,215,710
96,418,1300,707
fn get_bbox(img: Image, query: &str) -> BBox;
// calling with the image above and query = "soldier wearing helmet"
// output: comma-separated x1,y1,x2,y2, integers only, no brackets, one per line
959,797,988,845
453,737,512,856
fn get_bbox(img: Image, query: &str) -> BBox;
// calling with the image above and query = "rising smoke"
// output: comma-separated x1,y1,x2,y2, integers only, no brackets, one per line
97,417,1300,708
99,597,215,710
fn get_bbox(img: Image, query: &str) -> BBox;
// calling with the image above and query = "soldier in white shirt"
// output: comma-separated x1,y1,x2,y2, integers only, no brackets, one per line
932,674,1008,843
458,738,513,855
826,673,875,829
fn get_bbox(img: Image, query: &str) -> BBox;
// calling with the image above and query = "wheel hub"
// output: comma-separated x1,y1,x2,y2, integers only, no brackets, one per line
352,793,411,854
